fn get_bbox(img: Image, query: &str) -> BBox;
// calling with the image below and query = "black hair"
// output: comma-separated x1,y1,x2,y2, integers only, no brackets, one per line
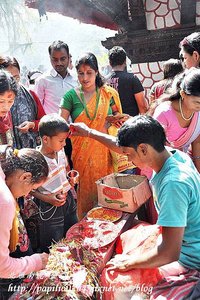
75,52,105,88
39,113,69,138
169,68,200,101
179,32,200,56
108,46,127,67
163,58,183,79
48,40,69,56
181,68,200,96
1,148,49,183
0,70,18,96
117,115,166,153
0,56,20,72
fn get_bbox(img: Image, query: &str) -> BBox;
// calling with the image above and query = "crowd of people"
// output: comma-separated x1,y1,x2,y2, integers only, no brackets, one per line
0,31,200,299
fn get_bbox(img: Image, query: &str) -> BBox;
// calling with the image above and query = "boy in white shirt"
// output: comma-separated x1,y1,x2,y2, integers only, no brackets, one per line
32,113,78,252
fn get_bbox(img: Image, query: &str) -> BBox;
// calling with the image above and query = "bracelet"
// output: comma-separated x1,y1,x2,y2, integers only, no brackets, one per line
87,129,93,137
192,156,200,160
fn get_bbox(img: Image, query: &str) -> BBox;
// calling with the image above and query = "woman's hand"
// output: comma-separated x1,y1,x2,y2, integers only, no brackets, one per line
106,113,130,128
40,252,49,269
16,121,35,133
106,254,136,272
70,123,90,137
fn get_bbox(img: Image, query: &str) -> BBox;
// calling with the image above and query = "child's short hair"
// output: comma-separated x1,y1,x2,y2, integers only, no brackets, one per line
39,113,69,137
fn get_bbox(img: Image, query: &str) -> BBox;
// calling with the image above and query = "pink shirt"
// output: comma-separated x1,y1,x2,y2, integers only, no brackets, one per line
34,69,77,114
153,101,187,142
0,173,43,278
0,165,5,180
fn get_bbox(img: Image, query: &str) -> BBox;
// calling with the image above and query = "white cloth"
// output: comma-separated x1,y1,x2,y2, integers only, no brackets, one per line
34,69,77,114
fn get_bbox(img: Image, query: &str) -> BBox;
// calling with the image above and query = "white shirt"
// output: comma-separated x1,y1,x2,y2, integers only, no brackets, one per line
37,149,71,194
34,69,77,114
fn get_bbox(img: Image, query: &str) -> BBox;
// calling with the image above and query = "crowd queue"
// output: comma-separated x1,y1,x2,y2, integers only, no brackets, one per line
0,32,200,299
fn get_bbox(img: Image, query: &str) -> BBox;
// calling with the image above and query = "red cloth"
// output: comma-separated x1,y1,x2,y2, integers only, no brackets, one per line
29,90,46,131
154,85,165,99
0,112,12,134
100,223,163,300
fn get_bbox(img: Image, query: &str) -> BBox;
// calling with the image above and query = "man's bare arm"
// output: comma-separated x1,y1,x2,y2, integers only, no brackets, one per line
70,123,123,154
107,227,184,271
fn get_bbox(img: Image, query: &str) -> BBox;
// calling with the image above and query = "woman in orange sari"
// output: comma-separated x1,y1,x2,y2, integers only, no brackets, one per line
60,52,122,219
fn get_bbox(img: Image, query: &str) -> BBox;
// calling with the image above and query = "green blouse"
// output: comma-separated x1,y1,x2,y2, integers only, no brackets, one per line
60,88,115,122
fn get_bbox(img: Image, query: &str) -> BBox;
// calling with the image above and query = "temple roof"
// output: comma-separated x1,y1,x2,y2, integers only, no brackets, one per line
25,0,118,30
25,0,200,63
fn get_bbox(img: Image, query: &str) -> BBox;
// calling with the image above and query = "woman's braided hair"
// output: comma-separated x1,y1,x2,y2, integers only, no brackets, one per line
0,147,49,183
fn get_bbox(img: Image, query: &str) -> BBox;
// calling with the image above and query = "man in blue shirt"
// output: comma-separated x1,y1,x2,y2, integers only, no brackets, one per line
70,115,200,272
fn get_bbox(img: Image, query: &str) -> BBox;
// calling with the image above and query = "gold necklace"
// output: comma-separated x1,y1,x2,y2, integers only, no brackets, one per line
179,98,194,121
79,87,100,120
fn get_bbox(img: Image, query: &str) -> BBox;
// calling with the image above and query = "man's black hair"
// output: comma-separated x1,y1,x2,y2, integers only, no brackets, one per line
117,115,166,152
48,40,69,56
108,46,127,67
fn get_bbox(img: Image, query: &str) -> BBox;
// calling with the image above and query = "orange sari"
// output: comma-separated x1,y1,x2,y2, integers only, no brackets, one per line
71,85,122,219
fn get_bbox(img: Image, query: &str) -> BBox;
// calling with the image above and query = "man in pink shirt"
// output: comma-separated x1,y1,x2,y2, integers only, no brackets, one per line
34,40,77,114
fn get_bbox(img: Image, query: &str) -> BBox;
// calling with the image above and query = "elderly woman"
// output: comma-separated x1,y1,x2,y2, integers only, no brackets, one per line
0,70,18,145
0,56,45,148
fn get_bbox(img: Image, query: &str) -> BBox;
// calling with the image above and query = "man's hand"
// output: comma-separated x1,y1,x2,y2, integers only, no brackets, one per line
70,123,90,137
106,227,185,271
106,254,136,272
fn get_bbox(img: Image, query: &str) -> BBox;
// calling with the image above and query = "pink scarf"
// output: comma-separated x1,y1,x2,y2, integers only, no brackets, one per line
167,112,200,152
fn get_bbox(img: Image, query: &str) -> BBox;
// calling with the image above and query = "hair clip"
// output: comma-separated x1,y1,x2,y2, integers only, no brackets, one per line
13,149,19,157
180,38,189,47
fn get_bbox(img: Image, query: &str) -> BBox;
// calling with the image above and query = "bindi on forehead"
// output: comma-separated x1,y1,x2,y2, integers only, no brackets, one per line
0,91,15,101
7,91,14,98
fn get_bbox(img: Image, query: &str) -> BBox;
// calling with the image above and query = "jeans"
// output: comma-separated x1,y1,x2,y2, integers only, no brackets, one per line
39,190,78,253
